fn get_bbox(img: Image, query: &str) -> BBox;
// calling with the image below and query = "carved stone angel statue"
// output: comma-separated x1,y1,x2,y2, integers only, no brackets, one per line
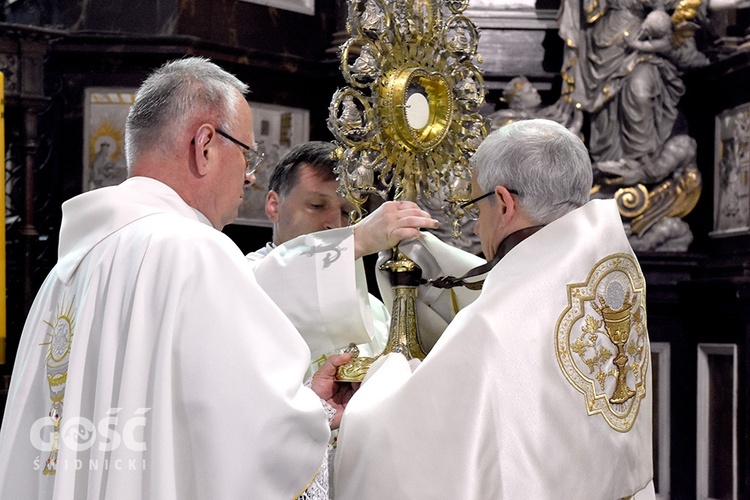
489,76,583,136
495,0,746,251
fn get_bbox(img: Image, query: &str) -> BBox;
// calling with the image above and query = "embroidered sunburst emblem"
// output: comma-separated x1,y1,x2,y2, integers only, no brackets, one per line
41,296,76,364
39,295,77,475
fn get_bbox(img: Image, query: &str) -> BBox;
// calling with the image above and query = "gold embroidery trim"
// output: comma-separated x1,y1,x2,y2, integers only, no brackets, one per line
292,459,325,499
555,253,649,432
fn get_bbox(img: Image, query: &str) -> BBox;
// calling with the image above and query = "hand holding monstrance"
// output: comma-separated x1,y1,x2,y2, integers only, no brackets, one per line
329,0,487,380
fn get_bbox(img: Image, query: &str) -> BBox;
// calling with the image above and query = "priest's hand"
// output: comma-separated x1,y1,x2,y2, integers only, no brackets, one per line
311,352,360,429
352,201,439,259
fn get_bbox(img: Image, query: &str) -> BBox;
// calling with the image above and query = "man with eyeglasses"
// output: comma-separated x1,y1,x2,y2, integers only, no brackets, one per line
215,127,265,178
0,57,353,499
334,119,655,499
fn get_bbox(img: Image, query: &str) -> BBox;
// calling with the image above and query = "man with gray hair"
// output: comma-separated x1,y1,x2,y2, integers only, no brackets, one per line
335,119,655,499
0,57,351,499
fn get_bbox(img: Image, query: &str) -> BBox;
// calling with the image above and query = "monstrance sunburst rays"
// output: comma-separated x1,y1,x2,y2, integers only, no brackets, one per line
328,0,487,237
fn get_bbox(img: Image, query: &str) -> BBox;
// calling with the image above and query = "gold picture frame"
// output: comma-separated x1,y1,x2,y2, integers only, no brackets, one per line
82,87,137,192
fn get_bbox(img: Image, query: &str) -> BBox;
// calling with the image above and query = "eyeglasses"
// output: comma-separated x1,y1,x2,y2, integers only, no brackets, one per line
459,188,520,220
216,128,265,175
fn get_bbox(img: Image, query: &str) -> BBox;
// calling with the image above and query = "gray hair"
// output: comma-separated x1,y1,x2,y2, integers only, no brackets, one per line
471,118,592,224
125,57,249,167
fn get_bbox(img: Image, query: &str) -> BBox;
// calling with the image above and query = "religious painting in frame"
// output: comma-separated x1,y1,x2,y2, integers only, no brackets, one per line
239,0,314,15
82,87,137,192
711,102,750,237
235,102,310,226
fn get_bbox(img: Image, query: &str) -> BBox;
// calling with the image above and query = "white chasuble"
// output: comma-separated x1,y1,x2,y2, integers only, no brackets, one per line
248,228,388,362
0,177,330,499
248,226,483,366
335,199,654,499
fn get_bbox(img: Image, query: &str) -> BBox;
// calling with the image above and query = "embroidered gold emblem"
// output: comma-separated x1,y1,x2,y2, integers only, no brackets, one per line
555,254,648,432
39,296,77,475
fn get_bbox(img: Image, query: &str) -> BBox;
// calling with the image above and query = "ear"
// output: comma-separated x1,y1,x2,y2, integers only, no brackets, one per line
192,124,216,176
494,185,517,218
265,190,281,223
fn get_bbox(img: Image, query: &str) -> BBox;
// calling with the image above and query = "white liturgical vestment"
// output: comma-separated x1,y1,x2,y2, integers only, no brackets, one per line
247,229,390,374
0,177,330,499
247,224,483,369
334,199,654,499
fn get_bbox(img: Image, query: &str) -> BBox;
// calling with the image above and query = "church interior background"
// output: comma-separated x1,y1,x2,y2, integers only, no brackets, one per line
0,0,749,497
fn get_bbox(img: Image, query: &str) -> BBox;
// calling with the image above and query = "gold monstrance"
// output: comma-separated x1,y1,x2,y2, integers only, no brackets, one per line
328,0,487,381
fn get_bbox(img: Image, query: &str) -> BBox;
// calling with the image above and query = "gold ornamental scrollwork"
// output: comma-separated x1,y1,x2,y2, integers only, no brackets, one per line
614,184,649,219
330,0,486,382
328,0,487,228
